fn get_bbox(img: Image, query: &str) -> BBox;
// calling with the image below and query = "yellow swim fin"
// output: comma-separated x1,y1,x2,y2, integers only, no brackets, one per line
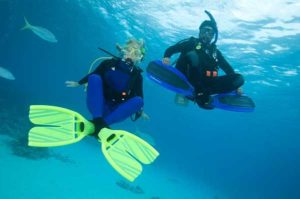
28,105,94,147
28,105,159,181
98,128,159,182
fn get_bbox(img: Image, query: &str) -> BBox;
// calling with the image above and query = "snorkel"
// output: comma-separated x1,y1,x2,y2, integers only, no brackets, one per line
204,10,218,45
98,47,120,59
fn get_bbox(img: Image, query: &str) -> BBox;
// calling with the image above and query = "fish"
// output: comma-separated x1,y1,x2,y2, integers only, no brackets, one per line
0,66,15,80
115,180,144,194
21,17,57,43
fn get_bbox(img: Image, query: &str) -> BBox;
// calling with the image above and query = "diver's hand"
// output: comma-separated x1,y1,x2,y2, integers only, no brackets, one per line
132,110,149,121
65,81,80,87
162,57,170,65
141,112,150,120
236,87,243,95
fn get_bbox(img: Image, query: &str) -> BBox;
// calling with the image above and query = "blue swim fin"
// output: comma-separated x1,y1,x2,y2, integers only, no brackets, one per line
211,92,255,112
146,60,194,97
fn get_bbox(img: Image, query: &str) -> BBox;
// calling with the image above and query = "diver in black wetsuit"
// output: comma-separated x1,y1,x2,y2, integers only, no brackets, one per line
162,11,244,109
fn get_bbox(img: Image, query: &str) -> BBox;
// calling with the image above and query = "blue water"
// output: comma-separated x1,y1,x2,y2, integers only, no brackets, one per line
1,0,300,199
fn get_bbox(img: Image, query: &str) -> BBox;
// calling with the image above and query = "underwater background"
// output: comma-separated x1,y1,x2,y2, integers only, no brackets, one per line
1,0,300,199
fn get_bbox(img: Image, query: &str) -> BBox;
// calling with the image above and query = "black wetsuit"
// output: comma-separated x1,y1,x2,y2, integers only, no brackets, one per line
79,58,143,102
78,58,144,125
164,37,244,108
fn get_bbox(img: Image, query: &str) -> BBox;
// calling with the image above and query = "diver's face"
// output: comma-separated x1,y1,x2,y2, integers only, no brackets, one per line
122,45,143,65
199,26,215,45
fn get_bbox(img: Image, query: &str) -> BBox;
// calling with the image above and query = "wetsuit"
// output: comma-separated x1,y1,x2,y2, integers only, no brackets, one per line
78,58,144,126
164,37,244,108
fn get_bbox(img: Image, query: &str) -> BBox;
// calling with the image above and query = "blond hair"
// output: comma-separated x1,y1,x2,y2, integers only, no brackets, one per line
116,38,145,64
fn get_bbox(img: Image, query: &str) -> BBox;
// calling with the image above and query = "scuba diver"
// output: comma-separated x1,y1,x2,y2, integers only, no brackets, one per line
65,38,149,132
162,11,245,109
28,38,158,182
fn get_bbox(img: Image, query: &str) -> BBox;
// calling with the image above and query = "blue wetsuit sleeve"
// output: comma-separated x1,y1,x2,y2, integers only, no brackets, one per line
163,37,195,58
217,50,235,75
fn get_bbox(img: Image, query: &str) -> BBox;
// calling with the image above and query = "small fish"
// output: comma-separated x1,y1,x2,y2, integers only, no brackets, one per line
21,17,57,43
115,180,144,194
0,66,15,80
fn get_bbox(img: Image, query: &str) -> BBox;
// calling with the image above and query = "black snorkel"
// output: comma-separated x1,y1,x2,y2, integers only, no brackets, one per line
204,10,218,45
98,47,120,59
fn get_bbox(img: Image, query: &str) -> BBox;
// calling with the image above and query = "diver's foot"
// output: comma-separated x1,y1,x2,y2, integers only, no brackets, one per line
174,94,189,106
89,117,109,138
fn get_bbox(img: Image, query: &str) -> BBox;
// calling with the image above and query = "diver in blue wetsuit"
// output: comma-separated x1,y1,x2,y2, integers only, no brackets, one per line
66,38,148,134
162,11,244,109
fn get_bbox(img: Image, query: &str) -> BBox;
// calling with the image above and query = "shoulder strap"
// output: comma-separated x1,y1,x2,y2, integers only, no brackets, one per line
126,67,143,93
